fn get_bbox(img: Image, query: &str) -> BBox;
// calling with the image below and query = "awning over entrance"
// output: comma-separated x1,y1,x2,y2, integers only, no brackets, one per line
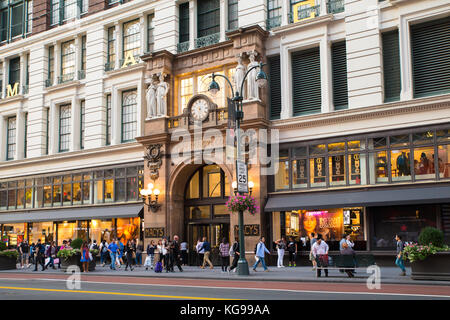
264,184,450,211
0,204,144,224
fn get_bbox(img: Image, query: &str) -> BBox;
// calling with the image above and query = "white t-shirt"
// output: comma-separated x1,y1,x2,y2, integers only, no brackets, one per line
196,242,204,254
180,242,188,251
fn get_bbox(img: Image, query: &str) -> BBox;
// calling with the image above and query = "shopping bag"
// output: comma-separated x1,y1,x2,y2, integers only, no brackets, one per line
144,256,152,267
53,258,59,265
44,258,50,265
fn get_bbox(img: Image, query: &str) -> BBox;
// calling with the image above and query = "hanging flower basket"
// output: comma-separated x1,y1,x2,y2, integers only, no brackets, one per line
226,194,259,215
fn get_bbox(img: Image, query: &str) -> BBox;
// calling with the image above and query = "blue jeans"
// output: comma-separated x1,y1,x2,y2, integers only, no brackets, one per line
252,256,267,271
100,251,107,264
110,252,116,270
395,256,406,272
136,253,142,265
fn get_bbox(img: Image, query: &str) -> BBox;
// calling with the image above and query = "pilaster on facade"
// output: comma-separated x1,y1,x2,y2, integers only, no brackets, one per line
320,35,333,113
53,42,61,87
189,0,197,51
49,101,58,155
115,22,123,70
111,85,121,146
0,116,5,161
281,0,290,27
1,60,7,99
345,0,383,109
74,36,81,81
71,96,80,152
238,0,267,29
15,109,25,161
19,53,26,96
220,0,228,42
139,14,146,57
399,15,413,102
153,0,178,54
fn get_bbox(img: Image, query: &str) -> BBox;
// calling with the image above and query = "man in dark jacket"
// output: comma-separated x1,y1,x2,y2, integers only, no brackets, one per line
229,237,240,273
200,237,213,269
33,239,45,271
172,235,183,272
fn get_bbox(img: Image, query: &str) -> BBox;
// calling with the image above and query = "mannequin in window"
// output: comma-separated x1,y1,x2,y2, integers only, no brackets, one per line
418,152,430,175
396,152,409,176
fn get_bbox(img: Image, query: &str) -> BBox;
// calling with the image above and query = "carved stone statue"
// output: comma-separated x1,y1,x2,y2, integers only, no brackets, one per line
146,79,157,118
233,54,246,98
156,73,169,116
246,51,260,100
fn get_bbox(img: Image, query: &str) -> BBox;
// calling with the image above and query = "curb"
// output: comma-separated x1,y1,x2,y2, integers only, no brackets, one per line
2,270,450,286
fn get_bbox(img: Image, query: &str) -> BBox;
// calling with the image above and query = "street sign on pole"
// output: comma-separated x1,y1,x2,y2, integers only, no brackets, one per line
236,159,248,194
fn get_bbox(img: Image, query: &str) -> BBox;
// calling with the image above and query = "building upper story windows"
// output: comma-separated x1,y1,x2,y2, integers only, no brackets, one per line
51,0,88,26
121,89,137,143
6,116,16,161
58,104,71,152
122,19,141,67
0,0,32,43
60,40,76,83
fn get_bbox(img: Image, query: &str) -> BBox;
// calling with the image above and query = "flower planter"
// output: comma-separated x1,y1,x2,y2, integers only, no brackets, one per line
60,253,96,272
411,252,450,281
0,255,17,270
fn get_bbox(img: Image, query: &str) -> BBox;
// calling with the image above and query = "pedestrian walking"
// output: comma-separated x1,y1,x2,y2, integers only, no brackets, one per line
136,240,143,266
107,239,119,270
395,234,406,276
172,235,183,272
156,239,164,268
219,238,230,273
309,233,317,270
29,243,35,265
80,241,90,272
161,238,170,272
118,240,125,265
124,240,135,271
196,238,204,267
200,237,213,270
44,241,57,270
33,239,45,271
340,242,355,278
312,235,329,277
287,237,297,267
99,240,109,267
19,241,30,268
180,240,188,266
145,240,156,270
229,237,240,273
252,237,270,272
275,237,286,268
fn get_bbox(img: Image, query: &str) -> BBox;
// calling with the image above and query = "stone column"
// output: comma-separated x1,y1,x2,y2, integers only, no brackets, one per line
189,0,197,50
0,116,5,161
49,101,58,155
15,109,25,160
220,0,228,42
115,22,122,70
111,86,121,145
71,96,80,151
19,53,26,95
74,35,81,80
399,16,413,101
281,0,290,26
1,59,7,99
54,42,60,85
140,14,146,57
320,35,333,113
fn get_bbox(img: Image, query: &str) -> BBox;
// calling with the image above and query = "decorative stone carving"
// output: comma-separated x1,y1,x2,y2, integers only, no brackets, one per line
233,53,246,97
146,77,157,119
145,144,163,181
156,73,169,117
246,51,260,100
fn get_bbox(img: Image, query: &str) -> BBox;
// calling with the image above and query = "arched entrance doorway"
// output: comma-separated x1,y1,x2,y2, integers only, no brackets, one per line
184,164,231,266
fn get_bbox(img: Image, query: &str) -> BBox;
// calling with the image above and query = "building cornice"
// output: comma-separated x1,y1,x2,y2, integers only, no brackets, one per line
271,94,450,131
271,14,333,35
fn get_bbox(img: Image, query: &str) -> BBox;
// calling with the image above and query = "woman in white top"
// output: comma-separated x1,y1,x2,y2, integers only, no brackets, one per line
275,237,286,268
346,234,355,248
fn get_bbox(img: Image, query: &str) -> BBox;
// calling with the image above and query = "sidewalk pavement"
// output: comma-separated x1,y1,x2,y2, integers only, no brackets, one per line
3,263,450,286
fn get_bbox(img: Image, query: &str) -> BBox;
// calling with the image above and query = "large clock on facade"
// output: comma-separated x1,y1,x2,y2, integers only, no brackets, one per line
189,96,211,122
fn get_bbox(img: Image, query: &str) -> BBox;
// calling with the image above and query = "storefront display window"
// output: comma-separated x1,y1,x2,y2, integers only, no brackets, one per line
391,149,411,182
104,179,114,203
44,185,51,207
349,153,366,185
186,171,200,199
77,221,89,241
89,219,113,244
275,151,289,191
413,147,435,180
30,221,54,244
369,151,388,183
57,221,76,245
115,178,126,202
438,145,450,179
189,206,210,220
310,157,326,187
94,180,103,204
371,205,438,250
63,183,71,205
73,182,82,204
285,211,299,237
116,217,140,245
16,187,24,209
292,159,307,188
329,155,346,186
1,223,26,248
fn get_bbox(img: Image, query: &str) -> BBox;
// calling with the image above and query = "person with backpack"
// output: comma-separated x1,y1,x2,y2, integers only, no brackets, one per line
395,234,406,276
219,238,230,273
252,237,270,272
145,240,156,270
99,240,109,267
287,237,297,267
33,239,45,271
275,237,286,268
229,237,240,273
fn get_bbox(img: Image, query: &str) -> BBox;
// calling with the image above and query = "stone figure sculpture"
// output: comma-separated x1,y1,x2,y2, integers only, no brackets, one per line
156,73,169,116
233,54,246,97
146,80,157,118
246,51,260,100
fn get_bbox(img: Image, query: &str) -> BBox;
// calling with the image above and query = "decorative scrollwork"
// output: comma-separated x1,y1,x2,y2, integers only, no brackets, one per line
145,144,163,181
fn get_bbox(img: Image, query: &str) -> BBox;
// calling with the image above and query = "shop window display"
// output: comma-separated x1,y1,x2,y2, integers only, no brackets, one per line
292,159,307,188
116,217,140,245
310,157,326,187
30,222,54,244
1,223,26,248
56,221,76,245
89,219,113,244
413,147,435,180
438,145,450,179
371,205,438,250
391,149,411,181
349,153,367,185
275,150,289,190
329,155,346,186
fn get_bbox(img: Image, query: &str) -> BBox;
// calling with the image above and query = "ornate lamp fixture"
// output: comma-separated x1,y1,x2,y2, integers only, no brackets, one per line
232,180,254,195
140,183,161,213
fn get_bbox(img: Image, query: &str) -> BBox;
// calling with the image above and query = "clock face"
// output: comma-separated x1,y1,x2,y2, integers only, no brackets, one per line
191,99,209,122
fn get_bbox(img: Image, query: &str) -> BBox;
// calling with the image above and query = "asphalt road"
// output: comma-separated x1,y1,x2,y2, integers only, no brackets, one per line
0,275,449,300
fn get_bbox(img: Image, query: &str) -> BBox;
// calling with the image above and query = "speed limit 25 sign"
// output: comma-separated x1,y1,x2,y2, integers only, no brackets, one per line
236,160,248,194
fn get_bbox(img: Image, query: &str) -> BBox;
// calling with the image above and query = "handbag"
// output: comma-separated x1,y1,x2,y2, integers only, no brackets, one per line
132,251,136,259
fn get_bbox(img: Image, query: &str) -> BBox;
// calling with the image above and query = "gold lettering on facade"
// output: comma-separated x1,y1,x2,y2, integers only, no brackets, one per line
122,52,137,68
6,83,19,97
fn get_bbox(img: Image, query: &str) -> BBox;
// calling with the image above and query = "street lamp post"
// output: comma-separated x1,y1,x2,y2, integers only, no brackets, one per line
209,61,267,276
